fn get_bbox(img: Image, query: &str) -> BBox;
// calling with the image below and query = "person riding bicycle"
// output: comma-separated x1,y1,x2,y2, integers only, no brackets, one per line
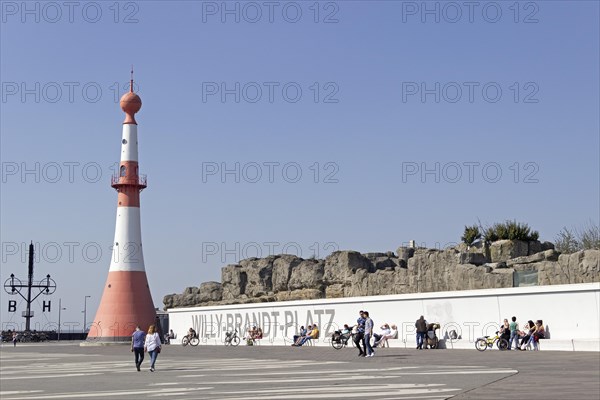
186,327,197,341
341,324,351,335
499,319,511,343
340,324,353,342
332,324,351,343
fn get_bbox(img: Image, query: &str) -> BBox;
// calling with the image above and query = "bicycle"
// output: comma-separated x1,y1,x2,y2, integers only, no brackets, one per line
181,334,200,347
224,329,240,346
475,331,509,351
331,332,353,350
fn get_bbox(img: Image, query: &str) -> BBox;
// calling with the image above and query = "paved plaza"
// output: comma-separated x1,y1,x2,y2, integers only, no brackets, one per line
0,343,598,399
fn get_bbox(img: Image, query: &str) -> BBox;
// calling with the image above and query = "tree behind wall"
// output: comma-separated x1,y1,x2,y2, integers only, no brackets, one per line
555,221,600,254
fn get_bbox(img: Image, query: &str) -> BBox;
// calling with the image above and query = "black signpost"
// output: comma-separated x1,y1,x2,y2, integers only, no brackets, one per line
3,242,56,331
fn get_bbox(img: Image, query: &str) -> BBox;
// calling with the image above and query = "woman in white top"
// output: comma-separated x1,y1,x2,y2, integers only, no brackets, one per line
375,324,398,348
144,325,162,372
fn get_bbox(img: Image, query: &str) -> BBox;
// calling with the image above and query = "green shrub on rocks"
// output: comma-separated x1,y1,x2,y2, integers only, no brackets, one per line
461,225,481,246
482,220,539,243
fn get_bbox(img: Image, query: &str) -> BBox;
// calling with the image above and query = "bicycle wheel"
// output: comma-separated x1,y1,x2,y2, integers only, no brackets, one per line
475,338,488,351
331,339,343,350
231,336,240,346
190,337,200,346
497,338,509,351
181,337,189,346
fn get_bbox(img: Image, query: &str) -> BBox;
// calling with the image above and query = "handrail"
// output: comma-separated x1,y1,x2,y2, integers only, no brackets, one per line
111,174,147,187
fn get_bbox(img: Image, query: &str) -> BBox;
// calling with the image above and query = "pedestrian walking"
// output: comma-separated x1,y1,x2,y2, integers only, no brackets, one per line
354,310,366,357
131,326,146,371
508,316,519,350
144,324,162,372
415,316,427,349
12,331,17,347
363,311,375,357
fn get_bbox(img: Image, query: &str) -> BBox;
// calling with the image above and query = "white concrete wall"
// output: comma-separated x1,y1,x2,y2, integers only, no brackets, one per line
167,283,600,351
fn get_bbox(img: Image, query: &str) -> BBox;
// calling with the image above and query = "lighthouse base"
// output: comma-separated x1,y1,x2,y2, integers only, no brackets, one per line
87,270,157,342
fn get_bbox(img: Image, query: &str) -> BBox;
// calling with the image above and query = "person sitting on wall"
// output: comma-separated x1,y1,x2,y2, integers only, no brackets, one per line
165,329,175,344
373,324,391,347
527,320,545,350
377,324,398,347
293,326,307,345
250,326,263,344
245,326,258,345
299,324,319,346
245,326,256,340
390,324,398,339
294,324,319,346
519,320,536,350
293,325,313,346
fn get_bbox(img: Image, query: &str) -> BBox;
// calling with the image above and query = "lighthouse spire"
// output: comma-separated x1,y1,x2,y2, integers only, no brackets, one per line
130,65,134,93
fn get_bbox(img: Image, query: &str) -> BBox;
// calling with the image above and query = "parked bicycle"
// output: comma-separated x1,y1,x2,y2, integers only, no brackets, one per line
224,329,240,346
1,331,49,342
475,331,509,351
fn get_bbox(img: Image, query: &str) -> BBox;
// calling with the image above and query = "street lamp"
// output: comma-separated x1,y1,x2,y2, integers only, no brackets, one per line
58,298,66,341
82,295,91,334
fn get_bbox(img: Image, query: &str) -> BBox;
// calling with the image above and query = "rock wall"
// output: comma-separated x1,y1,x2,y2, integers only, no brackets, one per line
163,241,599,310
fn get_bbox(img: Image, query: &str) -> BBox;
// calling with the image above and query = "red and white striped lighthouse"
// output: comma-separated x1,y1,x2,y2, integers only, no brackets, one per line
87,72,156,341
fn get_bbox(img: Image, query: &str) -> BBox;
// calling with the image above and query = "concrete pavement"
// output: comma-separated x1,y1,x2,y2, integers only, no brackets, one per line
0,342,598,399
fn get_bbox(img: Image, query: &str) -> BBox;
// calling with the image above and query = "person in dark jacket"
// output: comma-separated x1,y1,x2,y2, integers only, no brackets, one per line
415,316,427,350
354,310,366,356
131,326,146,371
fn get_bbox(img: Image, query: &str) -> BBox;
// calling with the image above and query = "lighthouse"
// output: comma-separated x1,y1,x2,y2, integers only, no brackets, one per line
87,72,156,342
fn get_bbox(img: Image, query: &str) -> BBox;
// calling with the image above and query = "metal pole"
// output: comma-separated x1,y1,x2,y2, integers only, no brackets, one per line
25,242,34,331
58,299,66,341
83,296,91,333
58,298,62,341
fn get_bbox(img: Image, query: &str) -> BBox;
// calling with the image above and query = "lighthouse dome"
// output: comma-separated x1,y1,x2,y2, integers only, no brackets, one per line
120,90,141,124
120,92,142,115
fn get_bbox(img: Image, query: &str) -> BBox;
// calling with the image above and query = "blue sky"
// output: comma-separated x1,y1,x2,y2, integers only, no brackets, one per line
1,0,599,329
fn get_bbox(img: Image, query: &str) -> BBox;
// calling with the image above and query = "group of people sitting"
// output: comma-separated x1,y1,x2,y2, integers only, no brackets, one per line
499,317,545,350
244,326,263,345
291,324,319,346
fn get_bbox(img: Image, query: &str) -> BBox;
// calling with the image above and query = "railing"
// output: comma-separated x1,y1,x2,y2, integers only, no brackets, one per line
111,174,147,188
